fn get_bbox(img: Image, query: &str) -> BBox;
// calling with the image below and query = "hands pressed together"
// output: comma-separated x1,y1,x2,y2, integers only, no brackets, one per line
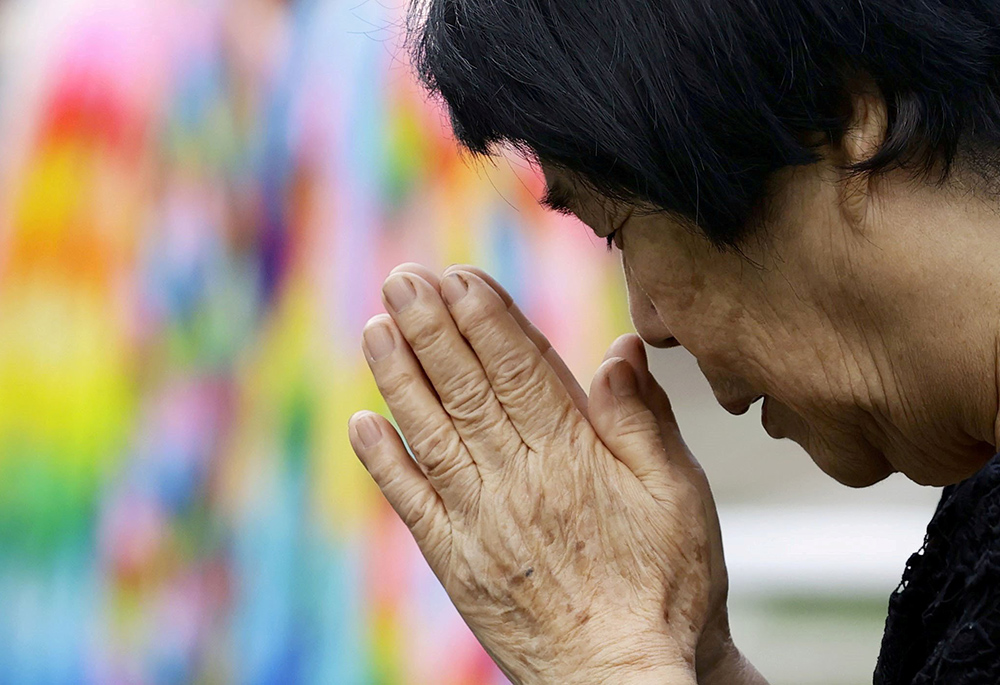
348,264,764,685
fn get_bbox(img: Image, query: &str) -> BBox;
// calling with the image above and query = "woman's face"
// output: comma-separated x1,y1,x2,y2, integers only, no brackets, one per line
542,161,999,488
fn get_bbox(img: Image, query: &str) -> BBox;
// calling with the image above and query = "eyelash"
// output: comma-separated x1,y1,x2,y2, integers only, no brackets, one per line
605,231,618,252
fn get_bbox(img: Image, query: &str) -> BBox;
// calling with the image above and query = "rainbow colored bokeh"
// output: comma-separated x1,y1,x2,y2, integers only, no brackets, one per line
0,1,628,682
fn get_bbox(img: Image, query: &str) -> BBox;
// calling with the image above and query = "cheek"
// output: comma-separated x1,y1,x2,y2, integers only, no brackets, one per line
624,246,733,360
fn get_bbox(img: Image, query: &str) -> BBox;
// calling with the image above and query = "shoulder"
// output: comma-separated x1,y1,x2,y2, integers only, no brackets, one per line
875,454,1000,685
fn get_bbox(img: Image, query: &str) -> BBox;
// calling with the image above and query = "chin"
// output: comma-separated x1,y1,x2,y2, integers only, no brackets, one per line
815,453,896,488
795,435,896,487
767,398,993,488
771,406,897,488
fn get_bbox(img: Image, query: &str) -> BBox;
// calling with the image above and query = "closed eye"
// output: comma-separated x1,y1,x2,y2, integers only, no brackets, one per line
605,208,633,252
542,176,630,252
540,180,577,215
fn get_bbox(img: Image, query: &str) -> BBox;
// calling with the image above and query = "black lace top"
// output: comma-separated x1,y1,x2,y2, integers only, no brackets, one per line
874,454,1000,684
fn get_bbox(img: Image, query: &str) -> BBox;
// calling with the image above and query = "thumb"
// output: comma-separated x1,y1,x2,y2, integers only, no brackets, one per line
628,346,712,491
601,343,729,611
601,334,685,452
589,356,673,491
623,348,727,592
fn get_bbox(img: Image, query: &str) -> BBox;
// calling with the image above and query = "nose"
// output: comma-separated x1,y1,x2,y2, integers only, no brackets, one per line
647,334,682,349
625,270,680,349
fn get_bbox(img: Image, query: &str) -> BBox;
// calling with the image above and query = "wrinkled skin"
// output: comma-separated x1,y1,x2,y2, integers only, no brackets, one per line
350,92,1000,683
535,95,1000,489
349,264,731,684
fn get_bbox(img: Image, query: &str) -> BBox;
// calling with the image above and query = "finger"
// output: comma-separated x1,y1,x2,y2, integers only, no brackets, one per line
446,265,589,416
595,340,724,574
380,274,522,466
588,356,675,496
362,315,483,508
603,334,655,397
622,352,727,591
637,357,711,485
391,262,441,288
393,262,588,416
622,346,717,528
390,262,588,417
604,333,683,448
439,270,583,448
602,332,646,365
348,410,451,545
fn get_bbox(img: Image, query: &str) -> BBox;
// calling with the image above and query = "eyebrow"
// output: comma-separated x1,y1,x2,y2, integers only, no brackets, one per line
540,177,577,215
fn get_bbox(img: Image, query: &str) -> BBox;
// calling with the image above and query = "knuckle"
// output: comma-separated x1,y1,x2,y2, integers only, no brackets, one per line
378,460,412,494
422,447,468,483
405,311,451,355
492,348,542,393
409,419,459,457
409,421,465,479
375,366,422,400
404,499,440,537
442,370,494,421
456,289,505,333
393,478,432,520
613,408,659,441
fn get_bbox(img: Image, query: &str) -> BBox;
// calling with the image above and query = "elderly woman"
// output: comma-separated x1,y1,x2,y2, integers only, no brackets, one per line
348,1,1000,683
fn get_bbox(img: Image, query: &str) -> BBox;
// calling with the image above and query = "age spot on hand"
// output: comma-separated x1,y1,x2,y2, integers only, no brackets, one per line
510,568,534,586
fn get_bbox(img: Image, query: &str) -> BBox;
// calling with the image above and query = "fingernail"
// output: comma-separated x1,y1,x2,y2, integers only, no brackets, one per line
608,359,637,397
383,275,416,313
353,415,382,449
363,322,395,362
441,273,468,306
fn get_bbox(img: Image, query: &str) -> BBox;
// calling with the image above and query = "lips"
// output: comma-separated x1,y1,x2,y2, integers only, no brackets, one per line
718,394,765,416
703,370,765,416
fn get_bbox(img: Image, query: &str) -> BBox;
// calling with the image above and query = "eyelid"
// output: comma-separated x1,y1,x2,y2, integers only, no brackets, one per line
605,207,634,250
541,182,576,214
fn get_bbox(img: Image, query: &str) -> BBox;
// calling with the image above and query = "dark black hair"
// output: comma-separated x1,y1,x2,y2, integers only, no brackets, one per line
409,0,1000,247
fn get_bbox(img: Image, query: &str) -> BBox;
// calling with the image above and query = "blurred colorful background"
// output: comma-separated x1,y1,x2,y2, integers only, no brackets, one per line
0,0,627,682
0,1,947,684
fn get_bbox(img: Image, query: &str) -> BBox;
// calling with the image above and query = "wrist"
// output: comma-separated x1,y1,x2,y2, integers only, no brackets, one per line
588,663,697,685
537,625,697,685
696,619,768,685
698,647,767,685
695,612,735,681
543,658,697,685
